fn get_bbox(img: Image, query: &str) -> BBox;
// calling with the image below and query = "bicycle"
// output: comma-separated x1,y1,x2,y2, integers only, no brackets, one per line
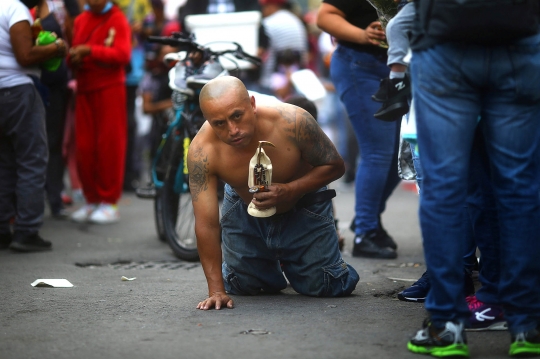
136,32,261,261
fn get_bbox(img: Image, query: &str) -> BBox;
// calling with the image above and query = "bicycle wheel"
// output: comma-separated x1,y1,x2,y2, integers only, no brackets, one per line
159,163,199,262
153,194,167,242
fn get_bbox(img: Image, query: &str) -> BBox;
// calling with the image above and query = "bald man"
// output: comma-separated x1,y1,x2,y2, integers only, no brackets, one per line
189,76,359,310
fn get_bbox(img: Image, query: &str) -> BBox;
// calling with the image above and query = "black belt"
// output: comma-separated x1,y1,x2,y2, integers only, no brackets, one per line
296,189,336,208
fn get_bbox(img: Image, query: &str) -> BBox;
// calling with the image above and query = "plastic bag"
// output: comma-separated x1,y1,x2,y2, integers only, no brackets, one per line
36,31,62,72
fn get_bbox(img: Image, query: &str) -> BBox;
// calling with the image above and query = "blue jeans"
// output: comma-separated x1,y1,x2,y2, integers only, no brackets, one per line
411,33,540,333
411,139,477,277
466,129,500,304
330,46,401,234
220,184,359,297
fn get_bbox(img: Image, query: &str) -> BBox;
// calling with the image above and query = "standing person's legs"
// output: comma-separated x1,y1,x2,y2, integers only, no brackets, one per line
330,46,400,257
124,84,139,191
0,139,16,235
64,83,82,200
94,84,127,204
0,85,51,250
75,92,100,204
466,128,500,304
463,126,508,332
0,88,17,247
411,43,481,326
45,84,68,216
481,35,540,336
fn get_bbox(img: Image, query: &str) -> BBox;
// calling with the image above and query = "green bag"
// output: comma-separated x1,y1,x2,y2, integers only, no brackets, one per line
36,31,62,72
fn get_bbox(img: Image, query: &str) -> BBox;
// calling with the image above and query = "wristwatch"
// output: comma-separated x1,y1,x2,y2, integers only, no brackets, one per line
54,38,65,56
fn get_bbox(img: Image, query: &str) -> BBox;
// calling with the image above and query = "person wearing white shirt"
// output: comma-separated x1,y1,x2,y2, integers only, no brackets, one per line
0,0,68,252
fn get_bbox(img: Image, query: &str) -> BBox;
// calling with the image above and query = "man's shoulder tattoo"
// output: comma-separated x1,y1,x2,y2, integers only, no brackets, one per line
296,111,338,166
188,145,209,202
276,106,297,140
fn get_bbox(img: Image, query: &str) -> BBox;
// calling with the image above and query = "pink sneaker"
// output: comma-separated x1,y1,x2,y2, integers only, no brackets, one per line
466,295,507,331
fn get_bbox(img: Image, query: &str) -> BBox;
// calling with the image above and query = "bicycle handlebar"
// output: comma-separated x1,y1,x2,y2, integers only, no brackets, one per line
148,34,261,67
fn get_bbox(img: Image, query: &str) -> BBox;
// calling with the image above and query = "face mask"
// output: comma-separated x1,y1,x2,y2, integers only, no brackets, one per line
21,0,40,8
84,1,114,13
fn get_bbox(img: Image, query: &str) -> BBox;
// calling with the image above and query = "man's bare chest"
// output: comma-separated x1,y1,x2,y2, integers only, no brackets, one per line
215,145,304,190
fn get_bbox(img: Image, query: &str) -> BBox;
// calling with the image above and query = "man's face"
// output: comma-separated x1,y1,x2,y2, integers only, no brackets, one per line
86,0,109,13
202,92,257,148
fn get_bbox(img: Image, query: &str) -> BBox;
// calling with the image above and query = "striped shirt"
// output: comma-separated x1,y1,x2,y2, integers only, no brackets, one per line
260,9,308,89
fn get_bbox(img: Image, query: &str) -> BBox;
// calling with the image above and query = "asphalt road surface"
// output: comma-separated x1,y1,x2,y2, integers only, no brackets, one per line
0,180,511,359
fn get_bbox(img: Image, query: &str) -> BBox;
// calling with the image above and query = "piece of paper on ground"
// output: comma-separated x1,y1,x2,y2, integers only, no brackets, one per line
31,279,74,288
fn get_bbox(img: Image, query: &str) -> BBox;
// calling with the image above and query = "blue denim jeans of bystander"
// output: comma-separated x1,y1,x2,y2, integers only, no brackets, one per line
411,32,540,334
330,45,401,235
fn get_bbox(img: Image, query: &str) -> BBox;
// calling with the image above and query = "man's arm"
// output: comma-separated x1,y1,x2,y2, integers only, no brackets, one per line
291,107,345,192
188,139,233,310
251,107,345,209
316,2,385,46
10,21,68,67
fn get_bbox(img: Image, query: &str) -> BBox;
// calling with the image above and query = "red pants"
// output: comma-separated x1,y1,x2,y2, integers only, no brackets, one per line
75,84,127,204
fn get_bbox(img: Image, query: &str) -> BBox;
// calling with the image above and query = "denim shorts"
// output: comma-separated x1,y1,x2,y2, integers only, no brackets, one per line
220,184,359,297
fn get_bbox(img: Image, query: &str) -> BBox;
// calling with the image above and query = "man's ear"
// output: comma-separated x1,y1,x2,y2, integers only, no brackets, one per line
251,95,257,114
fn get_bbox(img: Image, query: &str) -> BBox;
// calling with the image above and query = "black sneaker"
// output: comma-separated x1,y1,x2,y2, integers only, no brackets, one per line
408,320,470,357
0,232,12,250
398,271,430,302
352,230,397,259
373,76,411,122
509,326,540,357
398,270,474,303
372,77,392,102
9,232,52,252
349,219,397,250
374,225,397,250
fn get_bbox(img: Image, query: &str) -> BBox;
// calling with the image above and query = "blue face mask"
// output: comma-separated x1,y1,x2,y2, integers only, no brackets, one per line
84,1,113,13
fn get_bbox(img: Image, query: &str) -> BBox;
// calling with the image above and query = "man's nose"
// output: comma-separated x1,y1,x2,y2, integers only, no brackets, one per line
228,122,239,135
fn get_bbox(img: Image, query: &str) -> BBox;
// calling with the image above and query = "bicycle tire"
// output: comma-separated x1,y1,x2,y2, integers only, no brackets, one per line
153,194,167,242
159,160,199,262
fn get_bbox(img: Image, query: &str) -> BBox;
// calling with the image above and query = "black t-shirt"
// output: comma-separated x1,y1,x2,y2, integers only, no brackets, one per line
64,0,81,17
322,0,387,55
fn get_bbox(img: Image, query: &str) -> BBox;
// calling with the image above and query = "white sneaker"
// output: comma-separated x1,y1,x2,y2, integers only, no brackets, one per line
71,204,98,223
89,204,119,224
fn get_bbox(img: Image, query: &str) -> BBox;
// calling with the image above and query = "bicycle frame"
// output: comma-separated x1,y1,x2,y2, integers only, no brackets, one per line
151,88,203,195
141,32,262,261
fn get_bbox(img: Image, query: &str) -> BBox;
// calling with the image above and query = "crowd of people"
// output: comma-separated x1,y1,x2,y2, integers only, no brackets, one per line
1,0,539,357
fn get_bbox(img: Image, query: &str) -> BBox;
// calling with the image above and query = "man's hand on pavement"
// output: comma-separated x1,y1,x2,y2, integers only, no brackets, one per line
197,291,234,310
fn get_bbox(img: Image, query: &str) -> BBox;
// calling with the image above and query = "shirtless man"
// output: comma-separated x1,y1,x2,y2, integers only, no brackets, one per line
189,76,359,310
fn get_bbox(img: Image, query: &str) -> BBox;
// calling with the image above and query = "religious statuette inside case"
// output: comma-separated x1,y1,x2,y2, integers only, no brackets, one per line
247,141,276,217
